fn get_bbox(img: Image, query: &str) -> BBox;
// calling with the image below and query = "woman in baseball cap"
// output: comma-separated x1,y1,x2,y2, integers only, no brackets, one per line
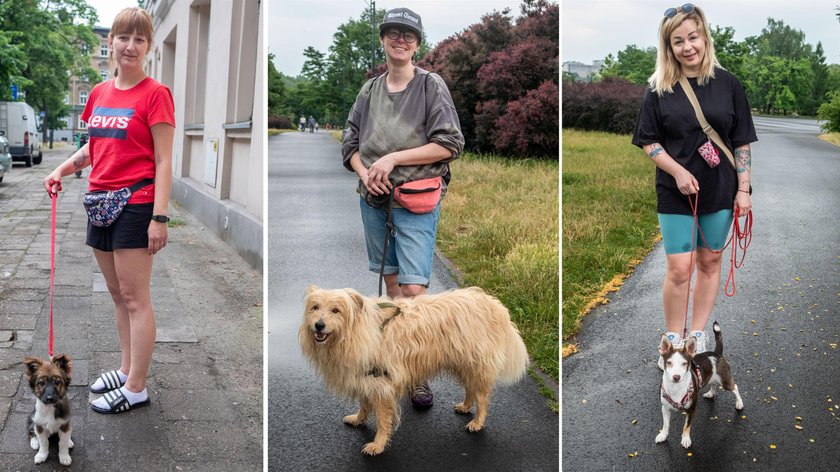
341,8,465,409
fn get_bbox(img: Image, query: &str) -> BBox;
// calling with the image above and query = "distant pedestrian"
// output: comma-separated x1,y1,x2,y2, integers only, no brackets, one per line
44,6,175,414
308,115,316,133
299,114,306,132
631,4,756,363
341,7,464,409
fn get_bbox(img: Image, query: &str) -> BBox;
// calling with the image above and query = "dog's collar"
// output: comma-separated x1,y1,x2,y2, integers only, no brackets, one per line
661,364,703,411
376,302,402,331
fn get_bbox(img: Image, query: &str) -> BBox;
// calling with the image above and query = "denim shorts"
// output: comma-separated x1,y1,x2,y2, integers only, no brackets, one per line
86,203,153,252
359,197,441,286
658,209,734,255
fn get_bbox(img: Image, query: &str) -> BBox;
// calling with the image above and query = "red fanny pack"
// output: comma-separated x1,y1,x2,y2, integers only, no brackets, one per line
394,177,442,214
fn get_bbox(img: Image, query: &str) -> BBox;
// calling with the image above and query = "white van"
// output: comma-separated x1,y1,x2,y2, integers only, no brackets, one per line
0,101,43,167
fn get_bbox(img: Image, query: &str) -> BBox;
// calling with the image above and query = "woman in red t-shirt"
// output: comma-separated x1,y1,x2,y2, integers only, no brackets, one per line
44,7,174,414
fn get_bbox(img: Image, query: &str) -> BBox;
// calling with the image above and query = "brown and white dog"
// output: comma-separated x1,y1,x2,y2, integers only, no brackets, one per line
299,286,530,455
656,322,743,448
24,354,73,466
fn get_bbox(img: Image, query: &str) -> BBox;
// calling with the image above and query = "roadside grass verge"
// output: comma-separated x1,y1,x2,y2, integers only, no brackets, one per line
819,132,840,147
562,129,659,343
439,153,559,381
268,129,297,136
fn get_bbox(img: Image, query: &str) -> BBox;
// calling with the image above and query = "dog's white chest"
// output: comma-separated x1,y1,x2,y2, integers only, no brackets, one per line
34,402,67,435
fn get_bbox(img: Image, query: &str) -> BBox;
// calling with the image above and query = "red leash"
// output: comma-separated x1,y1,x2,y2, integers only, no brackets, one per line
49,192,57,358
681,193,753,339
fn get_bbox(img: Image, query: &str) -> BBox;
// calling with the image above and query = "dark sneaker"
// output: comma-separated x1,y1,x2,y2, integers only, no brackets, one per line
410,382,433,409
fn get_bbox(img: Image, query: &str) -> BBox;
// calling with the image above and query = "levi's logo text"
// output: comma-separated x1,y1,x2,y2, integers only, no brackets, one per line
88,107,134,140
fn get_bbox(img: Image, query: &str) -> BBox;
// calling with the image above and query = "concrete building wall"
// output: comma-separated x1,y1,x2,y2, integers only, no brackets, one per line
147,0,264,270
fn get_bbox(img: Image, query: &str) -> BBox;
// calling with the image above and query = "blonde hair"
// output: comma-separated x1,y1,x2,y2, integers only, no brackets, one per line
648,5,721,95
108,7,154,76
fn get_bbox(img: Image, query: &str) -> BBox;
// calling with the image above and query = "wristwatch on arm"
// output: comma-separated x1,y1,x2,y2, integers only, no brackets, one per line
151,214,170,223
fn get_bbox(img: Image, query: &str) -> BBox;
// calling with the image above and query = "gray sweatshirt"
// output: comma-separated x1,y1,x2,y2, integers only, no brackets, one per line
341,67,465,200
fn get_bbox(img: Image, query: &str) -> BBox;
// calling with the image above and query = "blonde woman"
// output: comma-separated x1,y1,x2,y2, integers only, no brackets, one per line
631,4,756,363
45,7,174,413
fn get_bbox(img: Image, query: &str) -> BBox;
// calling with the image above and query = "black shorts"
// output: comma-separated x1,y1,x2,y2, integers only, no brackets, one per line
86,203,153,252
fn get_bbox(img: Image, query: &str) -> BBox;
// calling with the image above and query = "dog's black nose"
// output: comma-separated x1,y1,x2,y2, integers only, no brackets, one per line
672,375,681,382
314,320,325,332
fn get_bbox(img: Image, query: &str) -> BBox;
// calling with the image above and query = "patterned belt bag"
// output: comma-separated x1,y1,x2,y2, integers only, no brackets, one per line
83,178,154,227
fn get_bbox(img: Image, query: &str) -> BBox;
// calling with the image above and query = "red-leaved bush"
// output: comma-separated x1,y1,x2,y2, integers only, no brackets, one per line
562,77,646,134
417,1,558,158
493,80,558,155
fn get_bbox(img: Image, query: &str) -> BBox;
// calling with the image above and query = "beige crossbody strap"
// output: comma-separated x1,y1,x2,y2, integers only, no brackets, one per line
678,76,737,170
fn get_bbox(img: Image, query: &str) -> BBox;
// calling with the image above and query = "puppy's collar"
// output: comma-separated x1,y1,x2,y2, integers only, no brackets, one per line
661,364,703,411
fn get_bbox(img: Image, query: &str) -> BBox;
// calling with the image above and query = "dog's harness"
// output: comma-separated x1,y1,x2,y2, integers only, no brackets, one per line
661,363,704,411
365,302,403,378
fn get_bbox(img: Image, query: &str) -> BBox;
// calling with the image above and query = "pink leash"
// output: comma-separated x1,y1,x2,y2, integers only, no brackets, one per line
49,192,57,358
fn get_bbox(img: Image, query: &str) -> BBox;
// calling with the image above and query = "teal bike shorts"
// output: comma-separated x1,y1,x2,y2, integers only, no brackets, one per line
658,209,734,255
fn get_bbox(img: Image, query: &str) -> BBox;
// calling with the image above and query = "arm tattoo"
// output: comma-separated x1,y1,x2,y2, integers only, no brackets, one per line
72,147,88,170
735,147,751,174
647,144,665,159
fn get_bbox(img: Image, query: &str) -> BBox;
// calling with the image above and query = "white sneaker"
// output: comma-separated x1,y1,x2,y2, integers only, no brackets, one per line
658,332,682,370
690,330,707,353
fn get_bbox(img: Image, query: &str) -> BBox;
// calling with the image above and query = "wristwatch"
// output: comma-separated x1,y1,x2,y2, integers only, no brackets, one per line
151,214,170,223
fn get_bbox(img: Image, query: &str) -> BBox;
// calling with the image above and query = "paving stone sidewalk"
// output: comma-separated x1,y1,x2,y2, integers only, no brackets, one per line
0,147,263,471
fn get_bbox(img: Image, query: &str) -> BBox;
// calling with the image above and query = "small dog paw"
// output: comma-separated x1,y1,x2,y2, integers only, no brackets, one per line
736,399,744,410
703,389,716,399
30,437,39,450
343,414,365,427
361,442,384,456
681,436,692,448
454,402,471,414
655,432,668,443
34,452,48,464
465,420,484,432
59,453,72,466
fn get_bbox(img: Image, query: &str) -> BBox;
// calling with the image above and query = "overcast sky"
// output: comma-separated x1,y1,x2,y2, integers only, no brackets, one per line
563,0,840,65
267,0,530,76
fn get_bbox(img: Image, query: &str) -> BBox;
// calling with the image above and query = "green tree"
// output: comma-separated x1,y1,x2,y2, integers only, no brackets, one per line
711,26,748,80
599,45,656,86
0,31,29,99
267,53,286,117
818,90,840,132
0,0,99,136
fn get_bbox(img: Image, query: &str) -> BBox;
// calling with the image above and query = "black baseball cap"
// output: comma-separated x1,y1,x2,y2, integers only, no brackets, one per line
379,7,423,38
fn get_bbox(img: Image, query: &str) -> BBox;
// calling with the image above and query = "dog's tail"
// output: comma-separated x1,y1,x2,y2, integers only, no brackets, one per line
496,321,530,385
712,321,723,356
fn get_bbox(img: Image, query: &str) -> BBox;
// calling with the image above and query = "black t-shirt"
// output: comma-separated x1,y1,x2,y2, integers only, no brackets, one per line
632,68,757,215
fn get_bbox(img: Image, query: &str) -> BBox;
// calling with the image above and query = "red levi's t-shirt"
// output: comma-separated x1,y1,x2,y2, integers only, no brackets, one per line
81,77,175,204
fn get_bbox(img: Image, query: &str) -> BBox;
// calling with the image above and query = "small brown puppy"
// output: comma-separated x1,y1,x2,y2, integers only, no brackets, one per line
24,354,73,466
300,286,530,455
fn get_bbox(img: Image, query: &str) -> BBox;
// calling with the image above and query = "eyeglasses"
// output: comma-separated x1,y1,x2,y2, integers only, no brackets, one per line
664,3,695,18
384,29,418,44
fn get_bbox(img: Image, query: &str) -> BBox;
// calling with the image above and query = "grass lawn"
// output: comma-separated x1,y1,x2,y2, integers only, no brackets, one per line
562,129,660,347
439,153,559,386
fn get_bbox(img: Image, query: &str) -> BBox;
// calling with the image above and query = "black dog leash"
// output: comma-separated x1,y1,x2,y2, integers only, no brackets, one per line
378,191,396,297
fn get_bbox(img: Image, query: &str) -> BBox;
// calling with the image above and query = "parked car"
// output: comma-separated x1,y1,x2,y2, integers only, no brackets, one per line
0,133,11,183
0,101,43,167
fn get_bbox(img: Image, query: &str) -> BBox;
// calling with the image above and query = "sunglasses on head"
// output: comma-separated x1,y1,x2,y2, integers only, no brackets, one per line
664,3,695,18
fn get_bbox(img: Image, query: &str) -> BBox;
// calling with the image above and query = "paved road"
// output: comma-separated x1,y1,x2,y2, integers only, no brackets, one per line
562,116,840,470
0,147,263,471
266,131,559,471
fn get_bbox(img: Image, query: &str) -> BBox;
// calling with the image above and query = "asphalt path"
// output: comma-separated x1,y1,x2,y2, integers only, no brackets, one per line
562,116,840,470
266,131,559,471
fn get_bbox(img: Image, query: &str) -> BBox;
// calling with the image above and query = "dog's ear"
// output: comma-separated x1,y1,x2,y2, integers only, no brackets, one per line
51,354,72,375
305,285,319,296
659,334,672,355
684,336,696,357
344,288,366,312
23,357,42,380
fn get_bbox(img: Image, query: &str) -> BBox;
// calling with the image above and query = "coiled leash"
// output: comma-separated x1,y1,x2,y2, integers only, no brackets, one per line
681,192,753,340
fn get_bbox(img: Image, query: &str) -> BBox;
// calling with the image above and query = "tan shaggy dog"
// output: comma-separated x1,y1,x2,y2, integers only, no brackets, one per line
299,285,530,456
